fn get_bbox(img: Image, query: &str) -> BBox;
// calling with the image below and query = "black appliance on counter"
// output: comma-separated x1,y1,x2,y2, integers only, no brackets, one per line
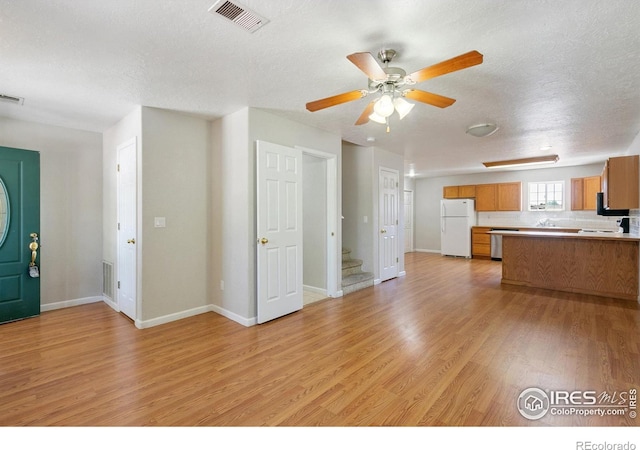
596,192,630,232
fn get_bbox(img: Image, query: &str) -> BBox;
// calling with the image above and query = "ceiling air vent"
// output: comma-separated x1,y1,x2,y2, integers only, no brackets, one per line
208,0,269,33
0,94,24,105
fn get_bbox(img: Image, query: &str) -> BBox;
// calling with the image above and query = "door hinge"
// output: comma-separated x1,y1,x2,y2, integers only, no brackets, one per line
396,182,399,187
117,281,120,289
396,257,399,262
117,164,120,172
117,222,120,231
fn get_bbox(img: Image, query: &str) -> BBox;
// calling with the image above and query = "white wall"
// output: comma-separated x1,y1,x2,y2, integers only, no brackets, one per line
210,107,342,324
0,117,103,306
139,107,210,321
414,162,617,252
303,154,327,290
103,107,210,326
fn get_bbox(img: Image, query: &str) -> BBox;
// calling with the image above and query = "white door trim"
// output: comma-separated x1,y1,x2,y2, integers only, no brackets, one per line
295,146,340,298
404,189,414,253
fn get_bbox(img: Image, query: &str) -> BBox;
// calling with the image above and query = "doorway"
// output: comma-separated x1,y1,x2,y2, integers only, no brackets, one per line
298,146,339,302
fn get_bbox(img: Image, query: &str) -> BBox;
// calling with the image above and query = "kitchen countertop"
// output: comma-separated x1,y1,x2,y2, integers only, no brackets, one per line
473,225,582,233
488,229,640,241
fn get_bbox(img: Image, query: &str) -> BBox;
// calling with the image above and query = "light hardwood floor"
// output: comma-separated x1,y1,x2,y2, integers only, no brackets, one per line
1,252,639,426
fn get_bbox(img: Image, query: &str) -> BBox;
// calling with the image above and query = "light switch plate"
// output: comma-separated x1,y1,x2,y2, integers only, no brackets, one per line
154,217,166,228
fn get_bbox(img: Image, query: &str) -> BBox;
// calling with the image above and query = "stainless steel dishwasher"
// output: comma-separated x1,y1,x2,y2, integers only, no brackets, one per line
490,228,517,260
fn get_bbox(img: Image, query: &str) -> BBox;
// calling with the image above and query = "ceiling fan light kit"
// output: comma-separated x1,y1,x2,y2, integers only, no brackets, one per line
466,123,499,137
305,48,484,133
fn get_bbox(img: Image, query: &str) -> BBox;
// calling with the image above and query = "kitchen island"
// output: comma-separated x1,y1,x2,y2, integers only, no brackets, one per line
488,230,640,301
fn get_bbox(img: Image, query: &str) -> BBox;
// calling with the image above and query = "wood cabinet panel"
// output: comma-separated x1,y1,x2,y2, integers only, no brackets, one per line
583,176,601,210
443,185,476,199
571,178,584,210
572,176,601,210
497,182,521,211
475,184,497,211
602,155,639,210
501,235,639,301
471,226,492,258
443,185,459,199
458,185,476,198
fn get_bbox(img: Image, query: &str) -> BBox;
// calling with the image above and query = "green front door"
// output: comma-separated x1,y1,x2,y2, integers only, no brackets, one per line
0,146,40,324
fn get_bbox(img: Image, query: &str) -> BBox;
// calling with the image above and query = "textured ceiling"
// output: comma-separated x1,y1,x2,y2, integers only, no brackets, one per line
1,0,639,177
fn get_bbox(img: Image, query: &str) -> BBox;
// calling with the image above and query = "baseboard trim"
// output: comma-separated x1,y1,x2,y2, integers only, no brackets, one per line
414,248,440,254
303,285,327,296
40,296,103,312
374,278,382,285
135,305,211,329
399,271,407,277
210,304,257,327
103,297,119,312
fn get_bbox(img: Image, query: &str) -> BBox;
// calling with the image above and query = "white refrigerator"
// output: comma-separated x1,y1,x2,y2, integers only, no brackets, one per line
440,199,476,258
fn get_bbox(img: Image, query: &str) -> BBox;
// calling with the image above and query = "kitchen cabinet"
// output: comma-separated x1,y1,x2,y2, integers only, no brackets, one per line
475,184,497,211
497,182,522,211
471,226,492,259
443,184,476,199
601,155,639,210
443,185,459,199
571,176,601,210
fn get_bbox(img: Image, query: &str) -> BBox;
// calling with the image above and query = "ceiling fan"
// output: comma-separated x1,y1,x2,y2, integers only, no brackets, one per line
305,49,483,132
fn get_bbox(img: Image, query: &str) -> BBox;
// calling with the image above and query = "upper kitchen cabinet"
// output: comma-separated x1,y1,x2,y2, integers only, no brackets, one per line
571,176,601,210
475,184,497,211
443,184,476,199
497,182,522,211
474,182,522,211
601,155,639,210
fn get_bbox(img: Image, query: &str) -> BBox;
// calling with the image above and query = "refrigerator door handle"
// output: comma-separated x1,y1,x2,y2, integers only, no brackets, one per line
441,217,445,233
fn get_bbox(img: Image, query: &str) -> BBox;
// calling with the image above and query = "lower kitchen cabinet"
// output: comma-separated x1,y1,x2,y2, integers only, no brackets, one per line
471,226,492,259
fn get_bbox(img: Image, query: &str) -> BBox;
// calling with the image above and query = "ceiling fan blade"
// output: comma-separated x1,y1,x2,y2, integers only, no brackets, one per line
355,101,375,125
346,52,387,80
306,90,365,112
407,50,483,84
404,89,456,108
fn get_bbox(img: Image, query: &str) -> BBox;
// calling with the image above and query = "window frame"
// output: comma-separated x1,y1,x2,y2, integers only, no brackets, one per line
527,180,565,212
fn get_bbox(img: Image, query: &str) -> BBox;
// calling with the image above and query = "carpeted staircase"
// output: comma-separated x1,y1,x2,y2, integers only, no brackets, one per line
341,248,374,295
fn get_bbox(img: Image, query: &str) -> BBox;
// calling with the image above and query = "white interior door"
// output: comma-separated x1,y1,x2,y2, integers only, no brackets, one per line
404,190,414,253
379,167,399,282
117,138,137,321
256,141,303,324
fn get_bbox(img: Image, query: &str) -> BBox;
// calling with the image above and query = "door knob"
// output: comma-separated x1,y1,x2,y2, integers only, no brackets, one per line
380,229,387,234
259,237,268,245
127,238,136,244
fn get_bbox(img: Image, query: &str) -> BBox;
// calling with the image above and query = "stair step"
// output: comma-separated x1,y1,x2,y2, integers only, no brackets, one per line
342,258,363,270
342,248,351,262
341,272,374,295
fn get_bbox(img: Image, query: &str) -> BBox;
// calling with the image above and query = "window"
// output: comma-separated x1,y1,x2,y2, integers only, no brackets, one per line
528,181,564,211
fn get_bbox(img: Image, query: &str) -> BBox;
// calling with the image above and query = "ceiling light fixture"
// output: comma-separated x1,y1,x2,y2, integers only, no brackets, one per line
466,123,499,138
369,93,415,133
483,154,559,169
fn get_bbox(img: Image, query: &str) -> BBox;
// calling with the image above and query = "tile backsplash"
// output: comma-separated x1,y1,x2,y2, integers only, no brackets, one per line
477,210,623,231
